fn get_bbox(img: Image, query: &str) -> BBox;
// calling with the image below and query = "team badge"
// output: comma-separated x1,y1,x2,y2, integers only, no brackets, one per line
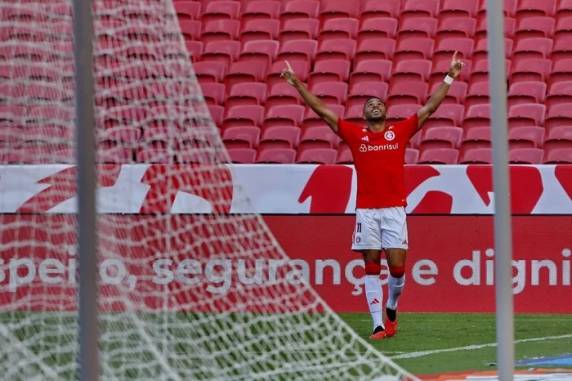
384,130,395,141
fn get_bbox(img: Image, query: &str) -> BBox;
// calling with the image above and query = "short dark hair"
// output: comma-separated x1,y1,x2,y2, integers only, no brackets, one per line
364,97,384,108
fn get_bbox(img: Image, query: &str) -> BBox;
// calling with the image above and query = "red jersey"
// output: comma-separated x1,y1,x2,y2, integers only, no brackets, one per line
337,115,418,209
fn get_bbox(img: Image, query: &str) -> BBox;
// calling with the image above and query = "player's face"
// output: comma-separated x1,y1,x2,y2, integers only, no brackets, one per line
364,98,386,122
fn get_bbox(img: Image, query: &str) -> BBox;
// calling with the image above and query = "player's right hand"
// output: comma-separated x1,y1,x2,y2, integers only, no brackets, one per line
280,61,297,86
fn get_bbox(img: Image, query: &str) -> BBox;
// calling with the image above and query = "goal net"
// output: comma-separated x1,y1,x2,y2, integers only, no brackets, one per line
0,1,415,379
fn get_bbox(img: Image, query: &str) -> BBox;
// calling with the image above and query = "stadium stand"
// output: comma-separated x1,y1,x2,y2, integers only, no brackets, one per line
1,0,571,165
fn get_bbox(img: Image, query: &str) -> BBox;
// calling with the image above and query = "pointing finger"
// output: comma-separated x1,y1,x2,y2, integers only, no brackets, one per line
285,60,293,72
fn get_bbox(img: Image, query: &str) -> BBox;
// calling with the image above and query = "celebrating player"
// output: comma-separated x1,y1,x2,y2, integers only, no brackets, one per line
282,52,464,340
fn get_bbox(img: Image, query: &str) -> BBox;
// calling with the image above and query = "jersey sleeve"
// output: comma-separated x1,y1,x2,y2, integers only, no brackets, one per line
400,113,419,140
336,119,355,144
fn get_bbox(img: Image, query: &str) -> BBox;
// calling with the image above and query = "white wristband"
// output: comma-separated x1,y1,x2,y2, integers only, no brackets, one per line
443,74,454,85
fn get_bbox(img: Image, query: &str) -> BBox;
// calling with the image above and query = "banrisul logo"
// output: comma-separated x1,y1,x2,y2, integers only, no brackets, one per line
360,143,399,152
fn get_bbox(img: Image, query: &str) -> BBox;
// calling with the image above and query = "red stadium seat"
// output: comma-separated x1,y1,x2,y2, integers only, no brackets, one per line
316,39,357,62
401,0,439,19
546,104,572,130
462,127,491,149
303,104,344,129
201,1,240,23
280,0,319,21
424,104,465,128
260,126,301,148
509,147,544,163
544,126,572,150
543,147,572,163
300,126,339,148
320,18,359,40
319,0,359,21
264,105,305,127
185,40,203,61
551,34,572,60
430,81,468,104
266,60,309,87
224,60,268,88
405,148,420,164
508,126,545,148
476,16,516,39
136,147,172,164
361,0,400,19
434,37,475,60
344,104,365,123
515,0,556,19
459,147,492,164
508,103,546,127
349,59,392,86
354,38,396,64
98,144,133,164
508,81,546,106
256,147,296,163
387,104,419,122
549,59,572,84
240,19,279,42
174,1,200,19
336,144,353,164
296,147,337,164
465,81,490,108
464,104,491,129
437,17,477,38
393,59,432,82
387,80,428,106
473,37,513,63
347,82,388,108
227,147,257,163
223,105,265,128
222,126,260,148
358,17,398,40
178,19,201,41
546,81,572,107
556,0,572,18
555,14,572,37
279,18,319,42
239,40,279,67
397,17,437,39
226,82,267,108
266,82,301,107
309,59,351,85
511,58,552,82
201,20,240,42
200,82,225,105
512,37,553,60
207,104,224,126
418,148,459,164
440,0,478,18
277,39,318,62
241,0,281,22
469,58,511,84
394,37,434,62
311,82,348,104
515,16,555,40
200,40,240,69
420,126,463,149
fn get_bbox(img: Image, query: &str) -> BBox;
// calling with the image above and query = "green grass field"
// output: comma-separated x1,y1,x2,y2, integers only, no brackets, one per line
0,312,570,378
340,312,572,375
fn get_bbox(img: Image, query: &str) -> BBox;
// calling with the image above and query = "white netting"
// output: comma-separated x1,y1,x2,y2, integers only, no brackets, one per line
0,1,415,379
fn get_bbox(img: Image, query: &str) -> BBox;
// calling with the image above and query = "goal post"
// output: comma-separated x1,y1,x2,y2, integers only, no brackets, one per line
0,1,416,379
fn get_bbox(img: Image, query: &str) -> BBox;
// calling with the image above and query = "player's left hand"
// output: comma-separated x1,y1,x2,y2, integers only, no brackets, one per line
448,51,465,79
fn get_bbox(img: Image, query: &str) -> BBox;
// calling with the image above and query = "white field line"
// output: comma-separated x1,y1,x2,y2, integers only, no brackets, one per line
392,334,572,360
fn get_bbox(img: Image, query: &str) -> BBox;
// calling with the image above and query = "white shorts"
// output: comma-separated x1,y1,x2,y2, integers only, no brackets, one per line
351,207,408,251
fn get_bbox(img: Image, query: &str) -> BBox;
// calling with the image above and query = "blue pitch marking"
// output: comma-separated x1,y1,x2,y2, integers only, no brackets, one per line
517,354,572,367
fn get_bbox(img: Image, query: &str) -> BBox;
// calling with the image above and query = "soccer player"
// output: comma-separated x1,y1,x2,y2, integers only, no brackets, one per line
282,52,464,340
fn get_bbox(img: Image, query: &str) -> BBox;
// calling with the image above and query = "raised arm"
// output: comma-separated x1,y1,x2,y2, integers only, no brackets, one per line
417,51,465,130
281,61,339,132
